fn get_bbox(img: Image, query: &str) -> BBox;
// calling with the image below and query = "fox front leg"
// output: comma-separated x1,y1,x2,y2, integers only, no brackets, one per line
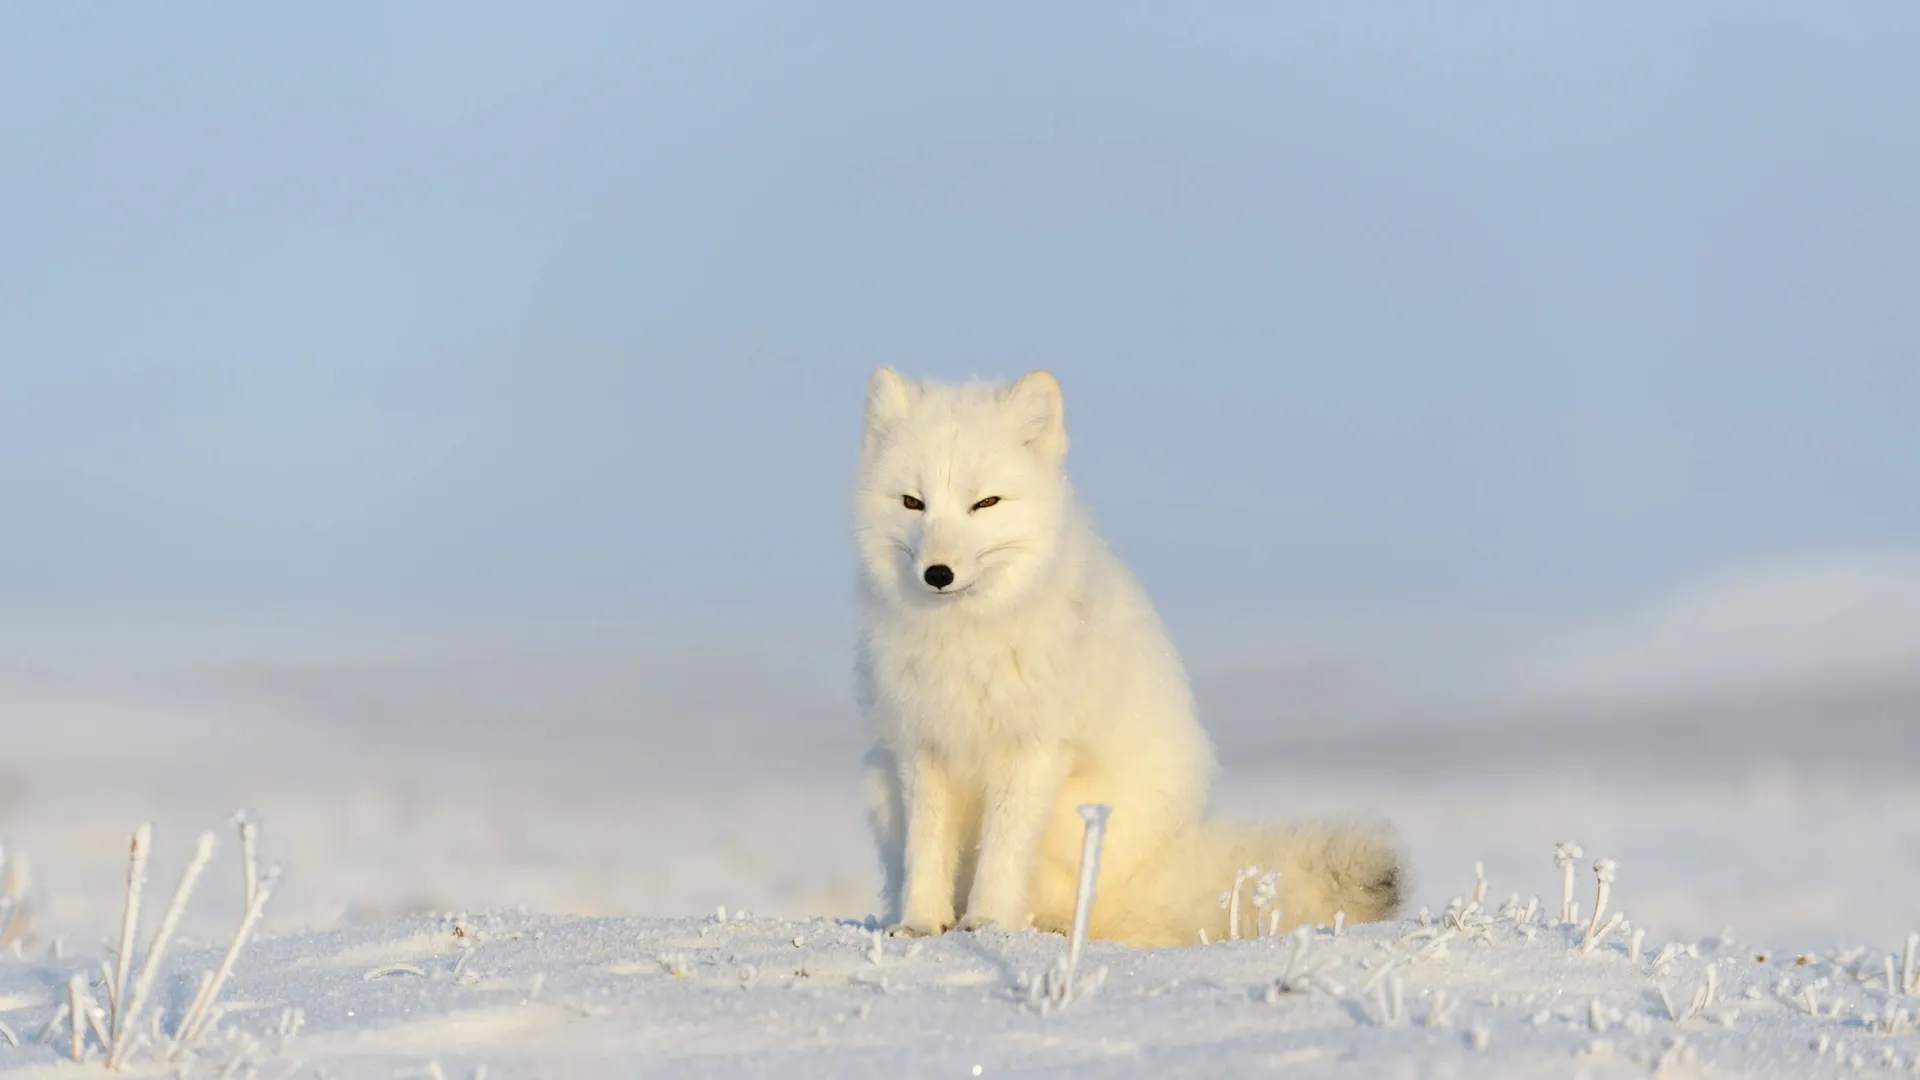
893,751,965,936
959,744,1069,932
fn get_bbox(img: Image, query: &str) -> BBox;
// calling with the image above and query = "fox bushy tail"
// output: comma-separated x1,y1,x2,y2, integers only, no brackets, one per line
1101,818,1403,947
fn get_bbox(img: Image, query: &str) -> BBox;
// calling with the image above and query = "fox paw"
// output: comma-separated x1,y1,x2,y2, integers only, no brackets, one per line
887,916,952,938
956,911,1026,933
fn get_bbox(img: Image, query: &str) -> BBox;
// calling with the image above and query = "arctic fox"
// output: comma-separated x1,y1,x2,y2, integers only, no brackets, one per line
854,367,1403,948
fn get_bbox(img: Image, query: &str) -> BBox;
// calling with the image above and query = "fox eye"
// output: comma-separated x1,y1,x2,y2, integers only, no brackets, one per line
971,496,1001,511
902,495,925,511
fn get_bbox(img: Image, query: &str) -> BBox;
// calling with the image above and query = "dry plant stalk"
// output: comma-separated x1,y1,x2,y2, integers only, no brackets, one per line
1553,842,1583,924
108,825,153,1041
1062,804,1111,993
0,845,31,948
177,869,276,1045
107,832,217,1070
67,975,87,1063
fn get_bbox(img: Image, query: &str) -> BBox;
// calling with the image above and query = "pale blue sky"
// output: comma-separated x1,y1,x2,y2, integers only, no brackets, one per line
2,3,1914,624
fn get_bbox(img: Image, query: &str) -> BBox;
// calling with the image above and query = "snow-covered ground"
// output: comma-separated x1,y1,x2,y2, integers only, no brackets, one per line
0,600,1916,1076
10,900,1920,1078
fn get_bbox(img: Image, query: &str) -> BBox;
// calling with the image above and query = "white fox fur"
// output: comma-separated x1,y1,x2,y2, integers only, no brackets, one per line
852,367,1402,948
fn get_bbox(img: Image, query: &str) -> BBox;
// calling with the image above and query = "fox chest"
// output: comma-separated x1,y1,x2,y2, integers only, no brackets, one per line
862,630,1074,752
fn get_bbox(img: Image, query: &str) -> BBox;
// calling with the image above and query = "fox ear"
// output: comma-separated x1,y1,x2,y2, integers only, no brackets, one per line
864,366,914,447
1004,369,1068,459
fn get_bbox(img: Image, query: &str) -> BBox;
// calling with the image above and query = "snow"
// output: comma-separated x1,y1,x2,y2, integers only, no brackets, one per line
7,900,1919,1076
1,620,1917,1077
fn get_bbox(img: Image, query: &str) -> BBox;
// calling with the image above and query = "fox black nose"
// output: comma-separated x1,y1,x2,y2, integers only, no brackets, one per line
923,564,955,590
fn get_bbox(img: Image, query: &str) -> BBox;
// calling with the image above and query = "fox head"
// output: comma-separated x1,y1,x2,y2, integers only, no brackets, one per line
854,367,1072,616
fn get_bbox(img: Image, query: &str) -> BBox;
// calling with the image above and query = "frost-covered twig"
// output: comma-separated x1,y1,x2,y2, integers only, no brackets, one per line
1442,897,1491,940
365,965,428,981
1581,912,1625,955
1413,927,1460,964
1250,870,1279,938
1360,955,1400,997
236,815,260,913
34,1002,69,1046
109,825,153,1040
1036,803,1111,1011
1221,865,1258,941
82,989,109,1059
109,831,216,1070
1872,1001,1914,1036
1658,983,1686,1022
0,843,29,948
1904,932,1918,996
177,865,275,1046
1554,842,1583,924
1266,926,1341,1000
1064,803,1109,983
1472,861,1487,906
1371,973,1406,1026
67,975,87,1062
1583,859,1617,944
1661,963,1718,1024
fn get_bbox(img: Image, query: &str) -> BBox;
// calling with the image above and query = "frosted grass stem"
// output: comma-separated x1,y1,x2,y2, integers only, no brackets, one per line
110,825,153,1039
1063,804,1111,994
67,976,86,1062
1904,932,1918,995
178,874,273,1044
109,832,216,1070
0,845,28,947
1250,871,1278,937
1584,859,1617,943
1553,842,1583,924
237,817,260,912
82,995,108,1060
1224,865,1257,941
1580,912,1625,955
